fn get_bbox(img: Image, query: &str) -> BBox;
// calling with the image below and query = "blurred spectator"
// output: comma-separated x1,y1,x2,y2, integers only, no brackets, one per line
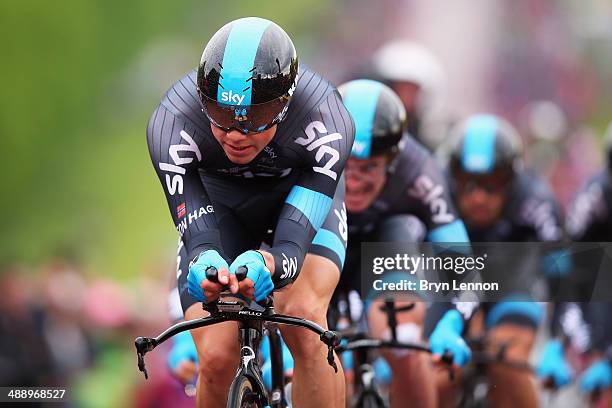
83,279,132,331
0,265,58,387
40,258,94,378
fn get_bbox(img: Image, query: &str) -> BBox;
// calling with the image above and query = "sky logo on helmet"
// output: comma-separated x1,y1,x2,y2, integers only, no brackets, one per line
220,90,246,105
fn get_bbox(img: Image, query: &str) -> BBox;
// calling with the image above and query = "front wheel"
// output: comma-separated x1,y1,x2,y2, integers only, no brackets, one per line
227,375,263,408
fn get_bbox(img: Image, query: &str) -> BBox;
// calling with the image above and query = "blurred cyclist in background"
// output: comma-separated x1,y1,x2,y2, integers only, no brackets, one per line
520,100,569,178
562,122,612,405
520,100,601,211
566,122,612,243
335,79,473,407
372,40,449,151
445,114,570,408
147,17,354,407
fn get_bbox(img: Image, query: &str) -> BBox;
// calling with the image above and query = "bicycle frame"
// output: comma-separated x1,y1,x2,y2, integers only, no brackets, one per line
266,326,287,406
228,319,268,406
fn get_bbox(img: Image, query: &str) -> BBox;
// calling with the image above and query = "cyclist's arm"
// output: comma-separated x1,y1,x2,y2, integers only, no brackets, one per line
566,174,608,241
400,140,477,322
403,147,470,244
265,91,355,287
147,104,225,262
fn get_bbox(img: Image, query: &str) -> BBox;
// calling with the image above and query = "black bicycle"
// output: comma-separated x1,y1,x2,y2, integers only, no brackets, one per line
334,298,453,408
134,267,339,408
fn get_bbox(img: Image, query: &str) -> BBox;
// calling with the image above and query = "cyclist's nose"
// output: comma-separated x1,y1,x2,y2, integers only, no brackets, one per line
225,129,248,141
469,188,491,204
346,173,365,189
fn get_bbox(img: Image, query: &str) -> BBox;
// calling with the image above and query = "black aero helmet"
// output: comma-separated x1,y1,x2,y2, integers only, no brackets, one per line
338,79,406,159
448,114,522,179
197,17,298,133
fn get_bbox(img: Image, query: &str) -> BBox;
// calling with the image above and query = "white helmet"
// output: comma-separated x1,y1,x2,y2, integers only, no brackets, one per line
522,100,568,143
372,40,446,114
373,40,447,150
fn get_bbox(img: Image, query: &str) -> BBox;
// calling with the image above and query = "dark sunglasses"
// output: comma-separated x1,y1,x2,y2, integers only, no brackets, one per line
201,94,289,135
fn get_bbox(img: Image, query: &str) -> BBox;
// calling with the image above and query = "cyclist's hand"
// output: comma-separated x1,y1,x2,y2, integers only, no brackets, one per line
168,331,199,385
430,309,471,367
579,359,611,394
537,339,573,388
187,249,232,302
229,250,273,302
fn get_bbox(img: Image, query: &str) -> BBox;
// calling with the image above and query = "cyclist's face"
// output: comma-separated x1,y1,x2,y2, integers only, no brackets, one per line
345,156,389,213
455,174,509,229
210,124,277,164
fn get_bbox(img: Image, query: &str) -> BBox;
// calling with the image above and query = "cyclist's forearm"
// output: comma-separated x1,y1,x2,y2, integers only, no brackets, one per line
267,240,307,287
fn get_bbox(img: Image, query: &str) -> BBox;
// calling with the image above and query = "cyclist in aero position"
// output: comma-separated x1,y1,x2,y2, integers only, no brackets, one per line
444,114,570,408
146,17,354,407
335,79,473,407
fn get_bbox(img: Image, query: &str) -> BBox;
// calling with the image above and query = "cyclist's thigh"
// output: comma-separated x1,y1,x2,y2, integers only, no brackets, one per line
333,230,371,311
274,254,342,338
184,303,240,366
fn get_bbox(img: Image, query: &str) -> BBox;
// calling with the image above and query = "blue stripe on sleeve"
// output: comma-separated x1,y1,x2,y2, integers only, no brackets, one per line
427,220,470,243
312,228,346,267
285,186,333,229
